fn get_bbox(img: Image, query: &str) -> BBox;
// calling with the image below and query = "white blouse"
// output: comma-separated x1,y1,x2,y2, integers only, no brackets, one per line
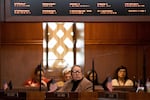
112,79,134,86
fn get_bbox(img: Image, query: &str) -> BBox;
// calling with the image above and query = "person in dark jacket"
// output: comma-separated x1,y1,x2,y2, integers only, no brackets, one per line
57,65,93,92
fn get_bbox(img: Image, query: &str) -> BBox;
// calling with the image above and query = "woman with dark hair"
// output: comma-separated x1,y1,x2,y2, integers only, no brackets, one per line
112,65,134,86
24,65,50,87
86,70,100,85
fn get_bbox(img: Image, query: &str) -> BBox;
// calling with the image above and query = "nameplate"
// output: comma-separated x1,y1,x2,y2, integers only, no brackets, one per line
105,92,118,98
98,92,118,99
55,92,68,98
46,92,68,98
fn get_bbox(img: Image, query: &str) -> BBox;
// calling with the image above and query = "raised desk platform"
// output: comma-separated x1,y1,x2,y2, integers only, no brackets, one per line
0,90,26,100
0,88,150,100
45,92,78,100
127,92,150,100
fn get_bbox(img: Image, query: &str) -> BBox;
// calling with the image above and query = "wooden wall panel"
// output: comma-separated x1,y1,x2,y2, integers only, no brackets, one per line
85,23,137,44
84,22,150,83
137,23,150,42
85,45,138,82
0,22,2,87
0,22,150,88
1,44,42,87
134,23,150,79
1,23,43,42
0,22,43,88
146,47,150,78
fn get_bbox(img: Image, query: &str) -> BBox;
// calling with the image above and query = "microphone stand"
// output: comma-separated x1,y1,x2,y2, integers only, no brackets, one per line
143,47,147,92
39,64,42,91
92,59,95,91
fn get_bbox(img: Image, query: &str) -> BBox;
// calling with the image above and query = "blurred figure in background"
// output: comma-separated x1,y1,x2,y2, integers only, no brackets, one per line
86,70,100,85
56,67,72,88
62,67,72,82
24,64,50,87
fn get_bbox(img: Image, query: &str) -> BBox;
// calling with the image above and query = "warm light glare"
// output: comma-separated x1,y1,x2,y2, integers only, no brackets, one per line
48,38,57,48
64,38,73,48
43,39,47,48
76,23,84,30
64,23,73,30
43,22,84,69
48,22,57,31
42,23,46,30
56,30,64,38
76,39,84,48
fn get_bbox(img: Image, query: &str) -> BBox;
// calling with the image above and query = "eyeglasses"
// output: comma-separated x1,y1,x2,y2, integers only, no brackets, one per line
71,70,82,74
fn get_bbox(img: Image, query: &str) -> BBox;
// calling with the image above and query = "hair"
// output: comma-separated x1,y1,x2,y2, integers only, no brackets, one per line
34,64,44,75
86,70,99,85
113,65,129,81
62,67,71,76
71,65,83,74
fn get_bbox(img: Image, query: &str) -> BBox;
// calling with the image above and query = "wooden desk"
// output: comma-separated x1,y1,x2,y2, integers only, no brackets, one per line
0,91,26,100
1,89,150,100
45,92,78,100
127,92,150,100
26,91,45,100
97,91,127,100
45,92,98,100
45,92,124,100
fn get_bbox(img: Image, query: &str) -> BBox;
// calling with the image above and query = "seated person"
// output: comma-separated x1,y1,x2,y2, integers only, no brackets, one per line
112,65,134,87
62,67,72,82
86,70,100,85
24,65,50,87
57,65,93,92
56,67,72,88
